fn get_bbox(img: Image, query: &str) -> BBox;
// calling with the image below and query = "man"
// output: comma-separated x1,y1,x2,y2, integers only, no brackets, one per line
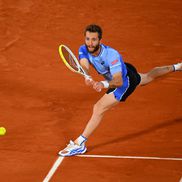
59,24,182,157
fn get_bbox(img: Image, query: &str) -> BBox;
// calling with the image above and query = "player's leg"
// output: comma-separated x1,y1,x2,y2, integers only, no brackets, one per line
139,62,182,86
59,93,119,156
73,69,140,148
78,92,119,140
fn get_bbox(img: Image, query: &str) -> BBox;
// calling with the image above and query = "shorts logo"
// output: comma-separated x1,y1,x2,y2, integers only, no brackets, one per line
111,59,118,65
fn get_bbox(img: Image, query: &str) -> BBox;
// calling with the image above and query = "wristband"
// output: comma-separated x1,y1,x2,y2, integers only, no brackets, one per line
100,80,109,88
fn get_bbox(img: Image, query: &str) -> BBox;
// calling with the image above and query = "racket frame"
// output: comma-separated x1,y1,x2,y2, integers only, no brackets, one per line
59,44,90,79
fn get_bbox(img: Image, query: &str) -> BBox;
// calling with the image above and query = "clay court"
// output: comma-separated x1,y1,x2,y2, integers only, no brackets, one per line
0,0,182,181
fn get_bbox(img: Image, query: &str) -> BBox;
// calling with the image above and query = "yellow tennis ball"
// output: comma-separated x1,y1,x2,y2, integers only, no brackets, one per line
0,127,6,136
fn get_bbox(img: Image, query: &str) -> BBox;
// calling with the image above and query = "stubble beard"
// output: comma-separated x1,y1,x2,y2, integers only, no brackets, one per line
85,43,100,54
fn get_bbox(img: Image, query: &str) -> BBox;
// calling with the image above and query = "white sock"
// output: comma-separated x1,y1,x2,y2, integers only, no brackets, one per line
77,135,87,146
173,63,181,71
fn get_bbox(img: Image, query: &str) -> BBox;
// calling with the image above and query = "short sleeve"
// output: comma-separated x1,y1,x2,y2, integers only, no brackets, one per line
78,46,89,60
108,51,122,75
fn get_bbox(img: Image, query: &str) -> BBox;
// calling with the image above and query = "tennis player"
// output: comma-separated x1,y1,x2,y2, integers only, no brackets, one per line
59,24,182,156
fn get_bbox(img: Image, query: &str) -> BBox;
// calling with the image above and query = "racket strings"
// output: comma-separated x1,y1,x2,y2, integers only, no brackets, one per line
62,47,79,71
69,54,79,70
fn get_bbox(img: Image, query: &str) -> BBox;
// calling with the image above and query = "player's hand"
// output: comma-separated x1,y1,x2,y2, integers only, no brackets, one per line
84,76,94,86
93,82,104,92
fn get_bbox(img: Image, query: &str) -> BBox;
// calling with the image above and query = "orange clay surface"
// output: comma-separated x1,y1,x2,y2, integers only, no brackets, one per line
0,1,182,182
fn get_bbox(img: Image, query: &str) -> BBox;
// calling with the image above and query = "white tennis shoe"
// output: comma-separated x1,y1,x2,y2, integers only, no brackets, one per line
173,62,182,71
58,140,87,157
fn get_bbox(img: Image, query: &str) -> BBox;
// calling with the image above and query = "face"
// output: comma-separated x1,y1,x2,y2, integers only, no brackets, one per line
85,31,101,54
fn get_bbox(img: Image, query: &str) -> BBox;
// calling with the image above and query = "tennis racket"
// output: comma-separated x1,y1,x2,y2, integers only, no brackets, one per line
58,44,91,80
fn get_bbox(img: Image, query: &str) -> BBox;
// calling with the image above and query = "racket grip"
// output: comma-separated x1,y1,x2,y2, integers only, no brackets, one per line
84,75,92,81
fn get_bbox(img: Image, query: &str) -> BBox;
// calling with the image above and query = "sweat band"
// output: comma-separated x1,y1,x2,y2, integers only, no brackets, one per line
100,80,109,88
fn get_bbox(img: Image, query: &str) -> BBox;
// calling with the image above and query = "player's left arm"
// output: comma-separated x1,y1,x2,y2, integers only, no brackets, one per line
107,71,123,87
106,52,123,88
93,51,123,92
93,71,122,92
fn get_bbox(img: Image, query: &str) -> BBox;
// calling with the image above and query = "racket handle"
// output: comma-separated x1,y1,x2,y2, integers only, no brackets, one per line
84,75,92,81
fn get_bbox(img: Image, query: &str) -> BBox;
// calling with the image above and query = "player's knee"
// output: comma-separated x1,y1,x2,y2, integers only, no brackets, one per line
93,102,106,115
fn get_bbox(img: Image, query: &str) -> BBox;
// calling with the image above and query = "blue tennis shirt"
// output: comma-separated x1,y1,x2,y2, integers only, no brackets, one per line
78,44,128,82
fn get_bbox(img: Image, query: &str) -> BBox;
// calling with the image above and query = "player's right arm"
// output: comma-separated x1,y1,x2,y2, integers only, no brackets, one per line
79,46,94,86
80,58,94,86
79,58,90,75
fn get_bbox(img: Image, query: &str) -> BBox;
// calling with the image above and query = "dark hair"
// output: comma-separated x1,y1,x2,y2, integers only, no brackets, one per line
84,24,102,40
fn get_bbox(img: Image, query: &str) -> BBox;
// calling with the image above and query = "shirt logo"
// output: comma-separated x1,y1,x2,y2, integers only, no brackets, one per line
111,59,118,65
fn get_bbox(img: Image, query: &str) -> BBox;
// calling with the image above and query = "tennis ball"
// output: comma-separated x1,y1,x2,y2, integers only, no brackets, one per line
0,127,6,136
